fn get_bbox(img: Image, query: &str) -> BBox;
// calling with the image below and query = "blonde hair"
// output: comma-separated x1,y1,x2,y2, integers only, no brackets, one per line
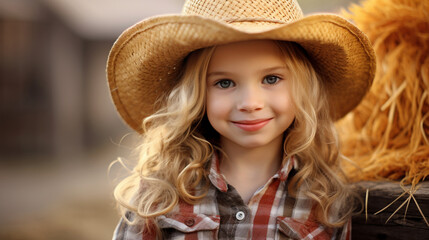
113,41,354,230
276,42,355,227
113,47,215,227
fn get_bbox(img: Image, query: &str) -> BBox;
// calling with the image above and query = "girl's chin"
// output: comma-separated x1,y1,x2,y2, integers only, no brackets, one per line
230,139,273,149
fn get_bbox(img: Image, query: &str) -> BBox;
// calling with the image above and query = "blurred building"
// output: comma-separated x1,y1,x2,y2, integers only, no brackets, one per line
0,0,184,160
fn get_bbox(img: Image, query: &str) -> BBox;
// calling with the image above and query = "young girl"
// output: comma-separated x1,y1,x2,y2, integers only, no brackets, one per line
107,0,375,239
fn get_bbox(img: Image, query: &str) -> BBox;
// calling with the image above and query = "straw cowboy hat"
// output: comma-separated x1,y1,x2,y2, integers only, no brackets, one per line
107,0,376,133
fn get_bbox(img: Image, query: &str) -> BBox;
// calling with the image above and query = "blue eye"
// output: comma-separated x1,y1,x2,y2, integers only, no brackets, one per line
216,79,234,88
263,75,280,84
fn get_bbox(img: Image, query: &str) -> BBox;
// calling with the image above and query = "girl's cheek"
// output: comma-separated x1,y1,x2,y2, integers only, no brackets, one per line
269,89,295,113
207,92,230,115
214,98,231,114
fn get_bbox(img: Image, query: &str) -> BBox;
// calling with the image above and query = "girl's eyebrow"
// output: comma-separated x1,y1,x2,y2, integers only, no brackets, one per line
207,66,287,78
260,66,288,73
207,71,232,78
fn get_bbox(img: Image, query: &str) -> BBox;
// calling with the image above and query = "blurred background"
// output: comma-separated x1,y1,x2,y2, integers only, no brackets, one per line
0,0,359,239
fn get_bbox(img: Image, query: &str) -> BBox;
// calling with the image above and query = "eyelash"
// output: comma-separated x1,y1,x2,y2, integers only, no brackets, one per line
214,75,282,89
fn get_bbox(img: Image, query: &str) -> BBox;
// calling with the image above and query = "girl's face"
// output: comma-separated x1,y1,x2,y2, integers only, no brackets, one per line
206,40,296,149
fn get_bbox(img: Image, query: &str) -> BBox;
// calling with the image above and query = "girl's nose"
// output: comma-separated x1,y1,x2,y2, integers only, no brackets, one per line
236,86,264,112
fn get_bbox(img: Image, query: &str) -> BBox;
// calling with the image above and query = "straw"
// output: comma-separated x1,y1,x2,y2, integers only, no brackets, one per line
338,0,429,187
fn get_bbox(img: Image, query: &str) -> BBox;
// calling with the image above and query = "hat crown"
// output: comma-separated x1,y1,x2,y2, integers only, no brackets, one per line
182,0,304,24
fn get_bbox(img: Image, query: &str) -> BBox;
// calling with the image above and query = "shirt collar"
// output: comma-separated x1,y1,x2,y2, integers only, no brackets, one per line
208,153,296,192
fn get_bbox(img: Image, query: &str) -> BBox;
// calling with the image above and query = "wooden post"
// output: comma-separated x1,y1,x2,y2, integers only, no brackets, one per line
352,181,429,239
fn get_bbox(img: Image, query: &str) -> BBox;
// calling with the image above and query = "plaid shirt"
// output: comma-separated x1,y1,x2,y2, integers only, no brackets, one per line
113,155,351,239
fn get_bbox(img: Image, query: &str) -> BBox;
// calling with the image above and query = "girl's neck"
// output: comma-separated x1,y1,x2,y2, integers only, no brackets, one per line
218,135,284,203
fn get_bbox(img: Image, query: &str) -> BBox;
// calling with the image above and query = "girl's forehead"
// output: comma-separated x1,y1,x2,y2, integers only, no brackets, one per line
208,40,286,69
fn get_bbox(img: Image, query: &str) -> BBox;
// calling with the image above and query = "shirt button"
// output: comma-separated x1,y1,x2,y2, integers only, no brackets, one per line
236,211,245,221
185,218,195,227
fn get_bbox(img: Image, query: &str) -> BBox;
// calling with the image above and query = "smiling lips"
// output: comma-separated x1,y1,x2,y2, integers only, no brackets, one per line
231,118,272,131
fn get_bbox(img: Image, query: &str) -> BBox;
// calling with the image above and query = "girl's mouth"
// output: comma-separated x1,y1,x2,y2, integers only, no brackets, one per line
231,118,272,132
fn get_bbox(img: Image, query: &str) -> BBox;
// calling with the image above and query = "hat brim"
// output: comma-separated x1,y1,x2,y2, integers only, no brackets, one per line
107,14,375,133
